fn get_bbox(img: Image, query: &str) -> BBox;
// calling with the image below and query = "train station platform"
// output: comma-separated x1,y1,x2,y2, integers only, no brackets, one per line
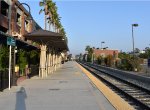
0,61,115,110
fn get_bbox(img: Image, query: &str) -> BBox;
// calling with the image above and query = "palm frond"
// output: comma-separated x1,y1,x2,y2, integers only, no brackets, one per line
39,2,44,6
39,9,44,14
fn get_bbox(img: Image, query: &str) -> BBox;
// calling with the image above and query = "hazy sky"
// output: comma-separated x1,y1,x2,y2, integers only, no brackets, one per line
20,0,150,55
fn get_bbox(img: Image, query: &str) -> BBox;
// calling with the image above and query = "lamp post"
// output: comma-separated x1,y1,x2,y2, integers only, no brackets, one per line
101,41,105,50
18,3,33,20
11,3,33,87
132,23,138,58
103,47,108,50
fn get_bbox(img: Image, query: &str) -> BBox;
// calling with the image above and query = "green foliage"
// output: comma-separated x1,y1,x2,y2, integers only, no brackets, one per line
87,54,92,62
17,49,27,72
117,59,133,71
29,50,40,65
139,48,150,59
39,0,67,42
139,53,148,59
97,55,103,65
39,1,44,6
130,57,142,71
117,52,141,71
97,55,114,67
0,45,9,70
79,53,83,61
118,52,130,59
85,45,90,52
85,45,94,62
106,55,113,67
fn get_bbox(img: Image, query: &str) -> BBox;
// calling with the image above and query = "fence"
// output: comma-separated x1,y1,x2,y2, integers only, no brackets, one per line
29,65,39,77
0,69,9,91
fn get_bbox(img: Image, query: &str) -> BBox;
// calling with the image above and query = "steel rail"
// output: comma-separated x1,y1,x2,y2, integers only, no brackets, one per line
78,62,150,110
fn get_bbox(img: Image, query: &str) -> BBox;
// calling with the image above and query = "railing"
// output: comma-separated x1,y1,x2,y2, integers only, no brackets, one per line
0,65,39,91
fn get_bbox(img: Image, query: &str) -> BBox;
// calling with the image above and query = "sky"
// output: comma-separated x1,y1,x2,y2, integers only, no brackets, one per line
20,0,150,56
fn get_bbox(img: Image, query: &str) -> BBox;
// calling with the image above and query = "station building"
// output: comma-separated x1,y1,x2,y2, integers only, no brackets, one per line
93,49,119,59
0,0,68,88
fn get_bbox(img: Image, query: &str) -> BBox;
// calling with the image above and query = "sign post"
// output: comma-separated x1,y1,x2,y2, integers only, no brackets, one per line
7,37,16,90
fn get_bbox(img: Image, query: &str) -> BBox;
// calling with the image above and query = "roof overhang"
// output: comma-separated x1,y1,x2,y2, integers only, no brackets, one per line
0,31,39,51
24,29,69,51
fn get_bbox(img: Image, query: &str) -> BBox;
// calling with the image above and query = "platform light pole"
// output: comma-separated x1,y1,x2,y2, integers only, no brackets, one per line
8,0,12,90
103,47,108,50
18,3,33,20
9,2,33,89
132,23,138,58
101,41,105,50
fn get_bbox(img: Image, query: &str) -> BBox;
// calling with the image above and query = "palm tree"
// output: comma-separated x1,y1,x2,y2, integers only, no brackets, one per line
47,1,57,32
39,0,67,42
85,45,90,52
47,12,52,31
85,45,94,62
39,0,48,30
39,0,53,30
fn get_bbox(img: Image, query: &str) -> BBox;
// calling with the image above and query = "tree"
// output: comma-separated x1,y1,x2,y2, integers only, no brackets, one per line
40,0,67,43
97,55,103,65
85,45,94,62
106,55,113,67
145,48,150,58
17,49,28,75
0,45,9,70
39,0,50,30
139,48,150,59
139,53,148,59
85,45,90,52
47,1,57,32
79,53,83,61
135,48,140,53
29,50,40,65
117,52,141,71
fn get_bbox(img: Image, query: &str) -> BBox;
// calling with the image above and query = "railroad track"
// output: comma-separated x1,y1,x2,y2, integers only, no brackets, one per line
78,62,150,110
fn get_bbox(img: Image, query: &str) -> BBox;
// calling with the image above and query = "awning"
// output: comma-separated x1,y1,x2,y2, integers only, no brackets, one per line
24,29,69,51
0,31,39,51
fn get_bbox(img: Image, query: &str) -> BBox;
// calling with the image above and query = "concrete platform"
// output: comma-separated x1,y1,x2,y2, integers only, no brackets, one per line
0,61,115,110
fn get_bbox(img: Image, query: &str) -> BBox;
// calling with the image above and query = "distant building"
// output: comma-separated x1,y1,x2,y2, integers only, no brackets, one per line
140,50,146,54
93,49,119,58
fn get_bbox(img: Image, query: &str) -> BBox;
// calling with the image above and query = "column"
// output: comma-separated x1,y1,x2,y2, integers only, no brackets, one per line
59,55,61,68
52,51,55,73
48,49,51,74
21,12,25,36
50,51,52,73
39,45,46,78
55,54,58,71
11,1,17,33
28,21,33,33
45,50,48,77
54,54,57,71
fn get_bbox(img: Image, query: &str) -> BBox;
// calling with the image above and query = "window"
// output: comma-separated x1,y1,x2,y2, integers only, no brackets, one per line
16,13,21,26
1,1,9,17
25,20,29,31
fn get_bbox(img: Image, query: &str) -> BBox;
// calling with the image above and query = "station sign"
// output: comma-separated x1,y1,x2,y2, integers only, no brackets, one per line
7,37,16,46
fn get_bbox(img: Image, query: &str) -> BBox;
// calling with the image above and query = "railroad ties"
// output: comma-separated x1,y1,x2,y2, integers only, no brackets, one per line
78,62,150,110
